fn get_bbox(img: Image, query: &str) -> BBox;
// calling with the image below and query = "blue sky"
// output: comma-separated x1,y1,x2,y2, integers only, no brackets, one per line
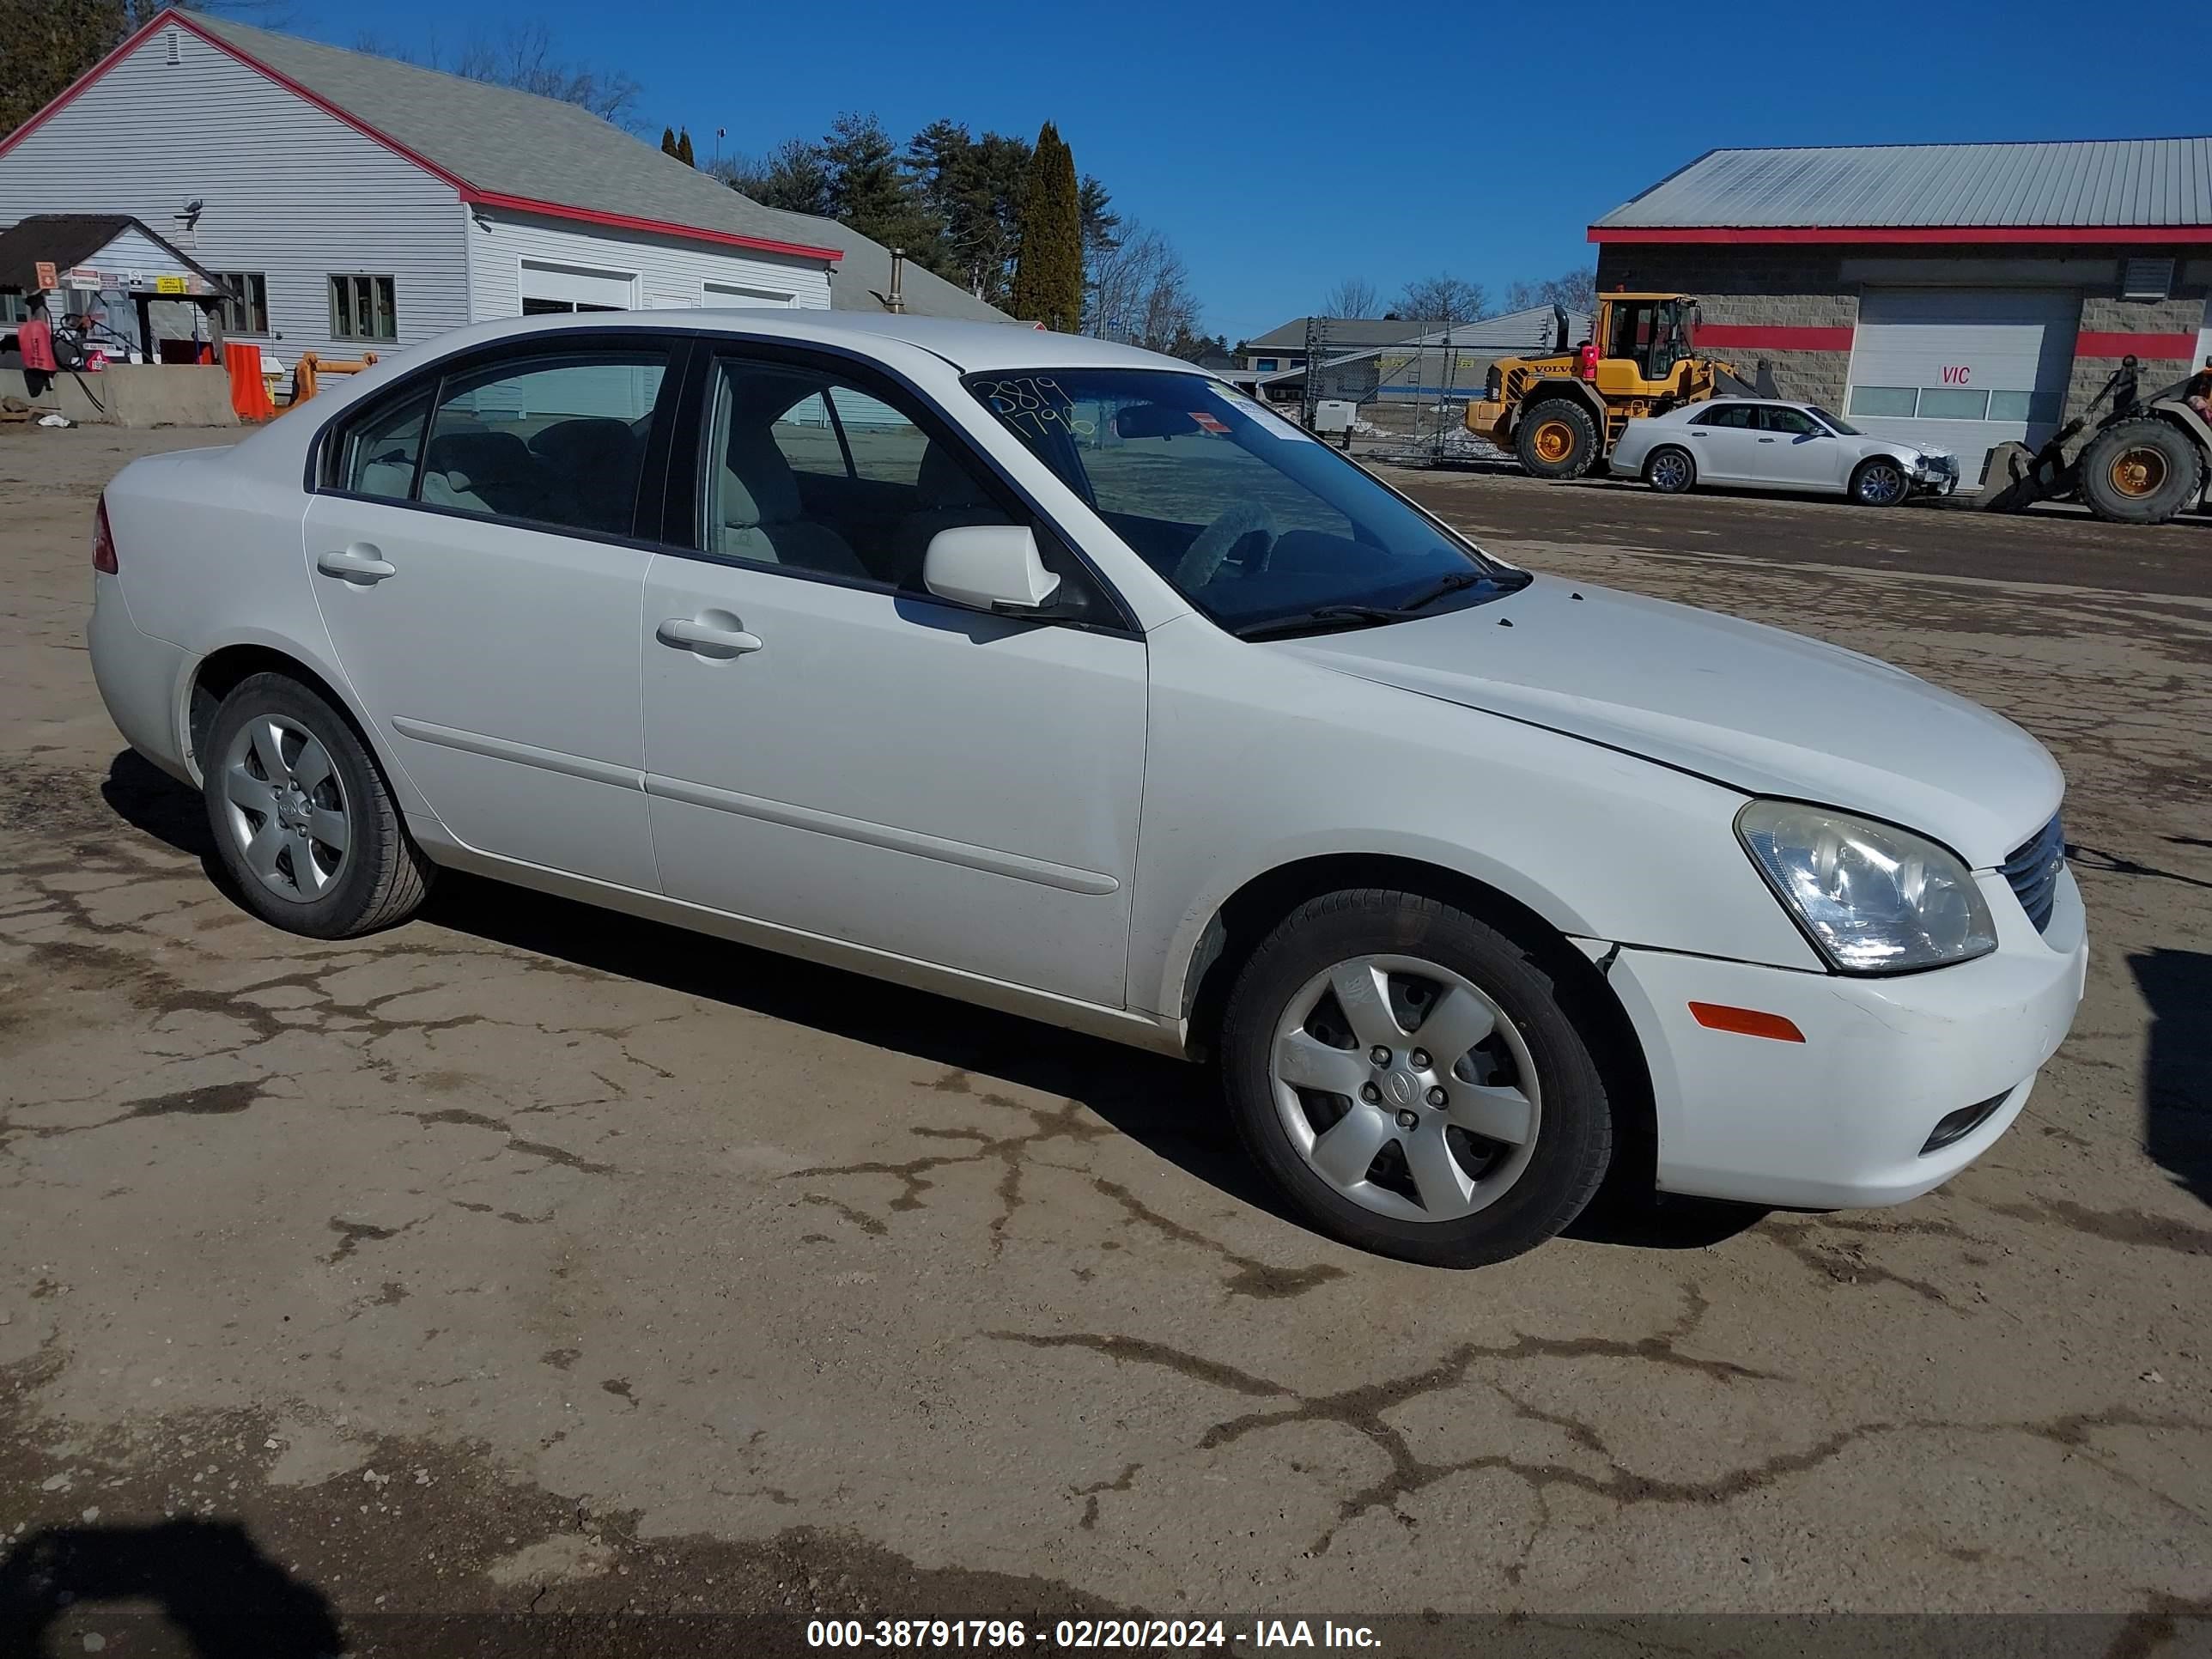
281,0,2210,342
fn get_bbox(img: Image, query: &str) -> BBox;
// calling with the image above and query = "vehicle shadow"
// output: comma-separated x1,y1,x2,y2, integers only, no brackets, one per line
100,750,1765,1256
0,1518,342,1657
2127,948,2212,1211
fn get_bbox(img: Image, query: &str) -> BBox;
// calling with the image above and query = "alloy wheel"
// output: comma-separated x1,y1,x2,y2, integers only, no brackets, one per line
1857,461,1907,505
1269,954,1540,1224
221,714,352,902
1649,451,1692,491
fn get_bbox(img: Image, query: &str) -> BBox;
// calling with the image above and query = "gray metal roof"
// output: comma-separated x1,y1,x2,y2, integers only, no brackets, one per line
1596,138,2212,229
189,15,1008,320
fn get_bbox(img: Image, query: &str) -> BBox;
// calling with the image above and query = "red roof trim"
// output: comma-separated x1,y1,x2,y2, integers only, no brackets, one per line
2075,331,2201,359
1590,223,2212,246
3,8,842,267
462,191,842,264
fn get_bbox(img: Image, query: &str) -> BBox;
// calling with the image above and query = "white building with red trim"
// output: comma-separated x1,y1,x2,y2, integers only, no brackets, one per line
1590,140,2212,480
0,8,1006,362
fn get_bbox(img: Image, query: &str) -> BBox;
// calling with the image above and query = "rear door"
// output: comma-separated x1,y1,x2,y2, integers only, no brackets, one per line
1683,404,1758,482
304,333,679,890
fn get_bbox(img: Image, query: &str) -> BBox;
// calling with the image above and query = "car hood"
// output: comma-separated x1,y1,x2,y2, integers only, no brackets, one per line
1270,578,2060,866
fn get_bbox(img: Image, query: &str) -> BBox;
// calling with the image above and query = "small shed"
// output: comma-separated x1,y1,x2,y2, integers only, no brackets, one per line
0,212,231,363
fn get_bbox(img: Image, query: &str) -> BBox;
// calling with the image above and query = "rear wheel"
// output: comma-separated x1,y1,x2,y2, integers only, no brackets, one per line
2079,418,2203,525
1516,400,1599,480
204,672,433,938
1850,456,1911,507
1219,890,1613,1267
1644,446,1696,494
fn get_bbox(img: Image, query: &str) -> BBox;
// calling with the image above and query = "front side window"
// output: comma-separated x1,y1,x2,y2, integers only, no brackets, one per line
965,368,1522,636
217,271,268,336
1810,407,1862,435
1757,407,1820,436
697,355,1105,615
330,274,397,343
412,346,670,533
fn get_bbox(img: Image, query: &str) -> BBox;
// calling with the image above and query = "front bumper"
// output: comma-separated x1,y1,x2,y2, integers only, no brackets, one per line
1911,454,1960,495
1605,863,2087,1209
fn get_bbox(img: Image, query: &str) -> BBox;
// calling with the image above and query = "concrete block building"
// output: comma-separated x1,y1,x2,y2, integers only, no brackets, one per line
1590,139,2212,479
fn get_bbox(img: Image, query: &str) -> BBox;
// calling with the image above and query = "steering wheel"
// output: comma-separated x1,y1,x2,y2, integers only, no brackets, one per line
1173,501,1277,589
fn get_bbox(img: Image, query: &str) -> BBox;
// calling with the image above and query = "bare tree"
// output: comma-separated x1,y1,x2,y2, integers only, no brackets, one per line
1088,220,1200,350
1504,266,1597,316
714,138,832,216
354,21,643,129
1391,273,1488,326
1320,276,1379,319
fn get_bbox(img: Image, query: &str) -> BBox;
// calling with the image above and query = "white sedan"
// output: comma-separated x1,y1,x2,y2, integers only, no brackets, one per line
1610,398,1960,505
87,312,2082,1267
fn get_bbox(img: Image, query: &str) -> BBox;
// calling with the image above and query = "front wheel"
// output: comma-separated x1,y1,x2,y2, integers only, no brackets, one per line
1219,890,1613,1267
1644,446,1696,494
203,672,434,938
1850,457,1911,507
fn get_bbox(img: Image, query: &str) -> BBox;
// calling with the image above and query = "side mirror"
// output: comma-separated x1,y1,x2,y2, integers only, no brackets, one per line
923,525,1062,613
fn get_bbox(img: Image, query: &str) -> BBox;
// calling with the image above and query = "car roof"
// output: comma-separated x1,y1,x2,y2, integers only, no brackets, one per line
404,308,1205,376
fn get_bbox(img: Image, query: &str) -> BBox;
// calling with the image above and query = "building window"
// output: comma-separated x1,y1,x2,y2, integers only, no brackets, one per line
1846,386,1919,418
1255,357,1278,371
216,272,269,336
0,293,26,325
1915,386,1989,421
520,297,620,315
330,274,397,343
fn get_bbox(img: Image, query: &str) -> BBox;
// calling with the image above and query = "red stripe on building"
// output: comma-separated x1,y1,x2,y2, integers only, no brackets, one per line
1589,224,2212,246
2075,331,2201,359
1694,325,1855,352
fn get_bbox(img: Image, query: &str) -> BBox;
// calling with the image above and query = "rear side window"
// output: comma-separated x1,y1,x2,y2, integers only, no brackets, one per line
340,392,429,501
420,349,670,535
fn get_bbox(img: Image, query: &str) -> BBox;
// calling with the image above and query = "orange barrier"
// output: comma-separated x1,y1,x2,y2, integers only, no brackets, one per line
223,342,275,422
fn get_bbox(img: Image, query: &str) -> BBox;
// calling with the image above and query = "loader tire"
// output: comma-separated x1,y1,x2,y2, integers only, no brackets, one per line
2079,419,2203,525
1516,400,1598,480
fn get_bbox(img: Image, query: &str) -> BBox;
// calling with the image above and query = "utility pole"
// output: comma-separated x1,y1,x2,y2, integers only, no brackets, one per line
1301,314,1326,428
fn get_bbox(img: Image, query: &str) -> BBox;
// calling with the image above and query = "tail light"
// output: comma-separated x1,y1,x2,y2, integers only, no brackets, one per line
93,497,118,574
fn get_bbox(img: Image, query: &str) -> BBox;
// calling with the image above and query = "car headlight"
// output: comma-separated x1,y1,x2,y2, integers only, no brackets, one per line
1735,800,1996,973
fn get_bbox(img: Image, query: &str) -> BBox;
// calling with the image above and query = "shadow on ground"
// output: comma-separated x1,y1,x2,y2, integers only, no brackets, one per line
100,749,1765,1256
0,1519,341,1657
2129,948,2212,1210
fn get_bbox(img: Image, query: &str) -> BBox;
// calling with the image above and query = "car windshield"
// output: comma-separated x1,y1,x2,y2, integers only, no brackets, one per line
1811,406,1862,435
963,368,1526,635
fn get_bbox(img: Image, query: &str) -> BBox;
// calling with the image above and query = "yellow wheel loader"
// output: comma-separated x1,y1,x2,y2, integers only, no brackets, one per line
1465,294,1771,479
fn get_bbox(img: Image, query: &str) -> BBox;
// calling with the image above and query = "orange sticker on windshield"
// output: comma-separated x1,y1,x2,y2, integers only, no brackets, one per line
1192,411,1230,434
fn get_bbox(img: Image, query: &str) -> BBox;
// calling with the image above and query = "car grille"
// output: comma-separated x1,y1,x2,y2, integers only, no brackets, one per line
2000,813,2065,933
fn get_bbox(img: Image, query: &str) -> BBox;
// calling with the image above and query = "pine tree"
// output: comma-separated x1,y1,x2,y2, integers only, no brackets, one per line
1011,122,1082,332
660,126,678,158
676,127,696,167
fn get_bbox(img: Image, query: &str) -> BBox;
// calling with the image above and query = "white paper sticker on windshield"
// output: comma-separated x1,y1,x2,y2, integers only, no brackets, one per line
1210,384,1316,441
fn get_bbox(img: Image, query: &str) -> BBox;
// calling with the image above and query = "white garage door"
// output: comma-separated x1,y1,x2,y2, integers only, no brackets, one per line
520,259,635,314
1844,288,2079,486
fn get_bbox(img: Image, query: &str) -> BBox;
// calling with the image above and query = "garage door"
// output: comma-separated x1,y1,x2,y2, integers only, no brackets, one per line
1844,288,2079,486
520,259,635,314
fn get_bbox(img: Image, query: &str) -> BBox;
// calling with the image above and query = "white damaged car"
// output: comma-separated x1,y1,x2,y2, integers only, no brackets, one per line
1611,398,1960,505
88,313,2079,1267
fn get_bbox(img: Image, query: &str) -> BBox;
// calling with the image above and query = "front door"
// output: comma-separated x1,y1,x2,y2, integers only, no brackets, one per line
639,344,1148,1007
1751,406,1846,490
304,336,678,889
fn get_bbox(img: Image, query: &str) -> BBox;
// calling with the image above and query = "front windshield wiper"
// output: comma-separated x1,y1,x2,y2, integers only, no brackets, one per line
1231,605,1404,641
1395,569,1489,612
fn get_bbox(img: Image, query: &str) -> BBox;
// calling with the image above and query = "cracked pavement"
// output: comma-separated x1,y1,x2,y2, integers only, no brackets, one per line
1,430,2208,1650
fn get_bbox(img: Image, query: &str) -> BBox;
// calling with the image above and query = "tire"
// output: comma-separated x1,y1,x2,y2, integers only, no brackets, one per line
1219,890,1613,1268
203,672,434,939
1850,456,1911,507
1644,446,1696,494
2078,418,2204,526
1516,399,1600,480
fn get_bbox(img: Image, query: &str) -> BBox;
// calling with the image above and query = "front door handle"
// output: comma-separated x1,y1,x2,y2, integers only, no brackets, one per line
317,543,396,583
1756,436,1778,444
657,616,763,657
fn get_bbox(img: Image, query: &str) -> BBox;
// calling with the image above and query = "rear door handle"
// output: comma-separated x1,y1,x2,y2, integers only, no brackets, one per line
1756,436,1778,444
317,543,396,583
657,617,763,657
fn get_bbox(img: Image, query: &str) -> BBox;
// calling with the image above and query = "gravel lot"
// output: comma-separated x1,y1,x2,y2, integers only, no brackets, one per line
3,427,2207,1656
